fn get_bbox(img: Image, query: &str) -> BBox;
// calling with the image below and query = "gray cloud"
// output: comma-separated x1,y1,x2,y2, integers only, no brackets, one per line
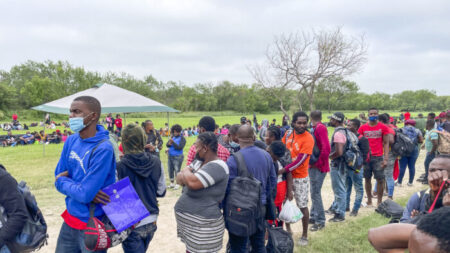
0,0,449,95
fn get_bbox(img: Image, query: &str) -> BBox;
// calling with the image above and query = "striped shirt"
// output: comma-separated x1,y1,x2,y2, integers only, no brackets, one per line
175,160,229,219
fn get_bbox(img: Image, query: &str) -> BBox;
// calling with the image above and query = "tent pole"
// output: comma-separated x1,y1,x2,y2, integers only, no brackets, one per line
43,113,45,156
167,112,169,128
124,113,127,125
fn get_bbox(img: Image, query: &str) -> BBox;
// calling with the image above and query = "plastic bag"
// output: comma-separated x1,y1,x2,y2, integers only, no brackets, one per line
101,177,150,233
279,200,303,223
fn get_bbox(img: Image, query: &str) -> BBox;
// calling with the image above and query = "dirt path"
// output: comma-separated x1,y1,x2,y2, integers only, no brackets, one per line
41,153,427,252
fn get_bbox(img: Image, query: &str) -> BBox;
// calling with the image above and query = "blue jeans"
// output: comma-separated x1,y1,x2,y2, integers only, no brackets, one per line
122,222,157,253
424,152,435,182
330,165,347,217
56,222,106,253
346,169,364,212
309,168,326,225
398,147,419,184
168,154,184,181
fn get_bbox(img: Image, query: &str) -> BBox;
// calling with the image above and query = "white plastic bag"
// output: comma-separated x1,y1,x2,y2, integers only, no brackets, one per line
279,200,303,223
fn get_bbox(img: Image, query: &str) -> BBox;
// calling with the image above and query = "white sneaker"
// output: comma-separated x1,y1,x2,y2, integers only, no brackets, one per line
169,183,174,189
174,184,180,190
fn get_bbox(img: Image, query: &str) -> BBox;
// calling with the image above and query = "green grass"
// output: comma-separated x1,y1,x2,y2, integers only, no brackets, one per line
3,109,432,136
300,197,410,253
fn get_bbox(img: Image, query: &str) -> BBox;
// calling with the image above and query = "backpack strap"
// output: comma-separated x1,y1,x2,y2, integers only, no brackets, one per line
232,152,250,178
87,139,109,166
284,130,293,144
89,203,96,218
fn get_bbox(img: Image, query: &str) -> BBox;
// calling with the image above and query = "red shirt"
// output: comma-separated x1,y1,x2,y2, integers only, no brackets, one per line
186,143,230,165
311,122,331,173
12,114,18,121
115,118,123,128
358,122,389,157
404,112,411,121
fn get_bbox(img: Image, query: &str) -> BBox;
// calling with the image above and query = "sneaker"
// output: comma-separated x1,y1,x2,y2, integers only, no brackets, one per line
174,184,180,190
407,183,413,187
309,224,325,232
395,182,402,187
349,210,358,217
329,214,345,222
325,209,336,215
308,219,316,225
168,183,174,189
297,237,308,246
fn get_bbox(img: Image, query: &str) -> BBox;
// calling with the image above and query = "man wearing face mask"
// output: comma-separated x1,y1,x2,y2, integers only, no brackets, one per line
358,108,390,207
219,124,241,154
54,96,116,253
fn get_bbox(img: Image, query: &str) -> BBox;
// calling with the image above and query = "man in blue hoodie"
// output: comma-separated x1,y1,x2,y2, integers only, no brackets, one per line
54,96,116,253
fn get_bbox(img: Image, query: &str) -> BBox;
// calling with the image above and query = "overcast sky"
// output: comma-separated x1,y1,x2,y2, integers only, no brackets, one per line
1,0,449,95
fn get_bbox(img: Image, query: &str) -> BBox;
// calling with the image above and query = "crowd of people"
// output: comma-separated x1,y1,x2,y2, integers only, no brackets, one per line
0,95,449,253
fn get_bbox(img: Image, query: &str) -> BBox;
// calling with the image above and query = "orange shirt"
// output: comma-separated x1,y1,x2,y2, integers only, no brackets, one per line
282,130,315,178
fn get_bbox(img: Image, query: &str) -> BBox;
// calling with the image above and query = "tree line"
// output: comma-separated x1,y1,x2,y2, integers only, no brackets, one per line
0,60,448,117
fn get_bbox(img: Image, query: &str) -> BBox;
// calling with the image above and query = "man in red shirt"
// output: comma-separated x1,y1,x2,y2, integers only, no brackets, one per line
186,116,230,165
404,111,411,121
308,110,330,231
358,108,390,206
115,114,123,137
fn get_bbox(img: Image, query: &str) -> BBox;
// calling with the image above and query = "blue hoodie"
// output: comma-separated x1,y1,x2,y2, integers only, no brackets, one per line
55,125,116,222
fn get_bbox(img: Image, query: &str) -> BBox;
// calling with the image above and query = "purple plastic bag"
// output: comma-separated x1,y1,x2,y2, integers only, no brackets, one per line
101,177,150,233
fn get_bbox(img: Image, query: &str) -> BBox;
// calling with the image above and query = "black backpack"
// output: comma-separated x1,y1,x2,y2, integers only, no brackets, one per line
0,179,48,253
266,225,294,253
375,199,404,223
224,152,262,237
392,129,415,157
284,130,320,165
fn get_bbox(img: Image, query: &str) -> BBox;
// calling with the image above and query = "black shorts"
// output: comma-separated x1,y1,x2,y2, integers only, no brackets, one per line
363,156,385,180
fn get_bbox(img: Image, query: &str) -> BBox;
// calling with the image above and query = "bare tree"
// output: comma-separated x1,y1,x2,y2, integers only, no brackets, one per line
250,27,367,111
248,62,295,117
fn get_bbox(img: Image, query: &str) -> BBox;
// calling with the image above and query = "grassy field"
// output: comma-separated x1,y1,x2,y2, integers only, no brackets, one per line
2,109,431,137
0,111,429,252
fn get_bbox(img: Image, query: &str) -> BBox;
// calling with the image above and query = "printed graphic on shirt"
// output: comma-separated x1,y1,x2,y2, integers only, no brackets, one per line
363,129,382,139
69,150,90,174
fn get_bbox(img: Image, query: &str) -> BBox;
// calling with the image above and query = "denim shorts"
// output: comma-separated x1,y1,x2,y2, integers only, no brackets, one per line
363,156,384,180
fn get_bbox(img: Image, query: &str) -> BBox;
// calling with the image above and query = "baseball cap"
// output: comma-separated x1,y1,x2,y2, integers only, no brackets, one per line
240,117,247,123
330,112,345,122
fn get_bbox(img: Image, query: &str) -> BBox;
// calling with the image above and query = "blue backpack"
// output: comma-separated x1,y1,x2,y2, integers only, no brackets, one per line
402,126,419,144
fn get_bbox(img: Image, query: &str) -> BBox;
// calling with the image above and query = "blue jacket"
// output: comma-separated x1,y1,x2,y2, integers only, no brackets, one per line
55,125,116,222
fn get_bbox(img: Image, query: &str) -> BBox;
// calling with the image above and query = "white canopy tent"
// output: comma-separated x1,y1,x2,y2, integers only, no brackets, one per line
32,83,179,155
32,83,179,114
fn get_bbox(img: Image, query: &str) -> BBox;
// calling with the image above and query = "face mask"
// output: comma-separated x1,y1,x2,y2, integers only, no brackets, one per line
229,141,240,149
69,113,93,133
369,116,378,122
194,152,204,163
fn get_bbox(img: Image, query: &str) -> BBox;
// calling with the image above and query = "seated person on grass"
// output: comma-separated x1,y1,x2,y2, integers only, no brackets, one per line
2,131,17,147
19,131,35,145
400,155,450,223
368,206,450,253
